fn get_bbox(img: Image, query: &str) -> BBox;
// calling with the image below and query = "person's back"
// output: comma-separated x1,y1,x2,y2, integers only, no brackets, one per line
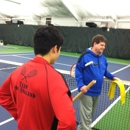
0,26,76,130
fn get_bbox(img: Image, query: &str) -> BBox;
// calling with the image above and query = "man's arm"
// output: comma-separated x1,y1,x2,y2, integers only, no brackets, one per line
50,76,76,130
0,75,17,119
104,69,119,81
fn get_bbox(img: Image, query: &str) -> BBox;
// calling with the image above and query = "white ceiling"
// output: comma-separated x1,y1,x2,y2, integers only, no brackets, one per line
0,0,130,25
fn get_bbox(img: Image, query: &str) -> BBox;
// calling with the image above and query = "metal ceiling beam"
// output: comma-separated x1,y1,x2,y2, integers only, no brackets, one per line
4,0,21,5
61,0,81,23
0,12,13,18
0,18,11,20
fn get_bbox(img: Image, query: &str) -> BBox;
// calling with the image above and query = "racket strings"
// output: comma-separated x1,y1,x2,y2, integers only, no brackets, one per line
70,63,76,77
71,66,76,77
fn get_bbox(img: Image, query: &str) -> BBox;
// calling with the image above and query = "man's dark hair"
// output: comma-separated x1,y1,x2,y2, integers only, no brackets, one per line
34,26,64,55
92,34,107,47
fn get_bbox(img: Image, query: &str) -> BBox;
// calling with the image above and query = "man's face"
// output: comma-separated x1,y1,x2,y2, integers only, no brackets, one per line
94,42,106,55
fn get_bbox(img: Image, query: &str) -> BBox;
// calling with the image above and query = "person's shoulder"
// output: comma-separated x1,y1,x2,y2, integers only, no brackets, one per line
47,66,61,77
101,54,107,59
100,54,108,63
12,61,30,73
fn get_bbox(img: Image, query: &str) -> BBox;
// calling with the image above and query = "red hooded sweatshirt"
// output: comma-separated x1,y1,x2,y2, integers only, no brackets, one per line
0,56,76,130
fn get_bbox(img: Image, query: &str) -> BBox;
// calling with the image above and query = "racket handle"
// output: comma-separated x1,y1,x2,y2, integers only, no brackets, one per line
73,80,96,102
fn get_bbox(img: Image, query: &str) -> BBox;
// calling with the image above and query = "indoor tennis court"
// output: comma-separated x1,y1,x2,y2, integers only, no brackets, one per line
1,1,130,130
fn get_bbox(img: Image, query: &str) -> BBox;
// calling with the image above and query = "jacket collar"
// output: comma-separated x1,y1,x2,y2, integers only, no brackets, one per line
87,47,102,57
33,56,51,66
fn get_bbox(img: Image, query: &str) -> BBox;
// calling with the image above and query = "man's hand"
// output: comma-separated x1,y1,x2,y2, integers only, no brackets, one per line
113,77,120,80
80,85,88,93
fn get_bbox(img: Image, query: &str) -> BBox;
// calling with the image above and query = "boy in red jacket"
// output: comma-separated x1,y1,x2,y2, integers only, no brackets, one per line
0,26,76,130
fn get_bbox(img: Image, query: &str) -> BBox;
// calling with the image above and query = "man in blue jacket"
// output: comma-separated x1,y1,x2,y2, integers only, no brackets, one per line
75,34,118,130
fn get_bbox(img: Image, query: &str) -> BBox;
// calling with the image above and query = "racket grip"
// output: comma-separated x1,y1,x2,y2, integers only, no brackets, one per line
73,80,96,102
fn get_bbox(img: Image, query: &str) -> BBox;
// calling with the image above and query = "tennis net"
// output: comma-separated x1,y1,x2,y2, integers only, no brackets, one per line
0,59,130,130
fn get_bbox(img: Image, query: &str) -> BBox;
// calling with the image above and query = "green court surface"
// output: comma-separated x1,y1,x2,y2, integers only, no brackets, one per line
0,44,130,65
94,90,130,130
0,44,33,53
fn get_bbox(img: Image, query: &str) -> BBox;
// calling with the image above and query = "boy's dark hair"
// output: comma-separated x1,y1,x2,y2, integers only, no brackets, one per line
92,34,107,47
34,26,64,55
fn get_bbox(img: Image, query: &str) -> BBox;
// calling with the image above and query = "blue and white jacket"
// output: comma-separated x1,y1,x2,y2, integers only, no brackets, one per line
75,48,114,96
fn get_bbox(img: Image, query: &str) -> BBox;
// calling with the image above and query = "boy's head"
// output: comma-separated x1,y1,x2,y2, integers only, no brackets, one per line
34,26,64,56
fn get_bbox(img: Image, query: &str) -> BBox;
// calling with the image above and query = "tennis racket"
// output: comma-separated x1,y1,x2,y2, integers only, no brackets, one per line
73,80,96,102
70,61,94,78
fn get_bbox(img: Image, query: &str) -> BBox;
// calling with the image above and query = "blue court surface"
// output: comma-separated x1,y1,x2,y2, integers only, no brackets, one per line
0,52,130,130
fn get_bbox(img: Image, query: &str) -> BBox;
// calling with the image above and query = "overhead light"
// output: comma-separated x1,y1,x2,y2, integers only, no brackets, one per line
117,19,130,23
87,18,114,22
12,18,25,20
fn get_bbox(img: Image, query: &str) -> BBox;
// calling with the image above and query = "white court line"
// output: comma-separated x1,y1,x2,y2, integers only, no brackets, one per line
12,55,130,67
12,55,32,60
12,55,72,66
0,53,130,65
71,88,78,93
0,53,33,57
0,60,129,126
0,67,17,71
111,64,130,74
0,117,14,126
0,53,78,57
0,52,130,65
0,59,22,66
55,62,71,66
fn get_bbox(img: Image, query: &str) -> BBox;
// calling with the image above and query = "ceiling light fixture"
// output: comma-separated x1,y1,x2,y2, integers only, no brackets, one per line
87,18,114,22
